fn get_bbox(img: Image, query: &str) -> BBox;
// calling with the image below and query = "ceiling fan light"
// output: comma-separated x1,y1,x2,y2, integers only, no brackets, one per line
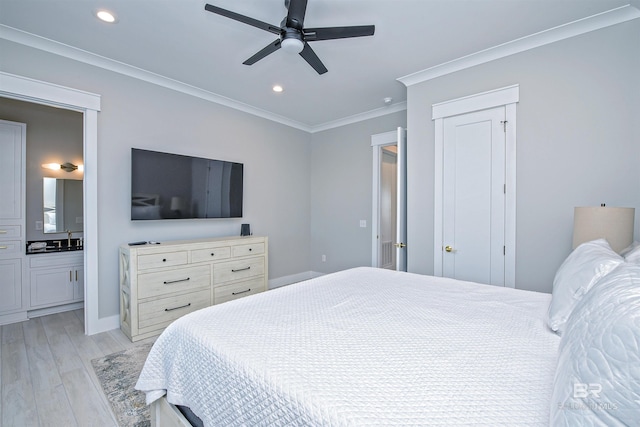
281,38,304,54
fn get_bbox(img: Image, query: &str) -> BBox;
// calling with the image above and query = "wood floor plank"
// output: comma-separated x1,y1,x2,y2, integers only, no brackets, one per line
1,322,39,427
90,330,125,356
22,317,78,427
61,367,116,427
40,313,85,375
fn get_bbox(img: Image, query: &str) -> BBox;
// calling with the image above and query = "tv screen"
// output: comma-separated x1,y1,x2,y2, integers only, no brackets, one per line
131,148,243,220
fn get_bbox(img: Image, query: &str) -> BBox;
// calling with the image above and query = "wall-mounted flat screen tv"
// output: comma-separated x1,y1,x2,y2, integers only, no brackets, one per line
131,148,243,220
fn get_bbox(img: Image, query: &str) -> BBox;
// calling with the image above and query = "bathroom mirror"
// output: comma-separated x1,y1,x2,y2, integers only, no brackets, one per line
43,177,83,233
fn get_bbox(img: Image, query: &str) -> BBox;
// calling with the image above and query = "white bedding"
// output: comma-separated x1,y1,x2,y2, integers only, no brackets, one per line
136,267,560,426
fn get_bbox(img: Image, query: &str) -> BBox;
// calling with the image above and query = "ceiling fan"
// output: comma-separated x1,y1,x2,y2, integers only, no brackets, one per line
204,0,375,75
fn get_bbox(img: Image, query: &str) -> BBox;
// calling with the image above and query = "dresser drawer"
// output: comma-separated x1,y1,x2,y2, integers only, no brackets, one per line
214,277,265,304
214,256,264,284
138,251,188,270
138,265,210,299
0,240,22,257
191,246,231,264
138,288,211,330
232,242,265,258
0,225,21,239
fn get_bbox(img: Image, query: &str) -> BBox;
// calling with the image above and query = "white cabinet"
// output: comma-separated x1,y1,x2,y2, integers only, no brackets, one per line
28,252,84,309
0,120,26,324
120,236,268,342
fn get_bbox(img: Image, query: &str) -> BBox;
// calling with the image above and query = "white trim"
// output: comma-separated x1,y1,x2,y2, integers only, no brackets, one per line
432,85,519,120
0,23,406,134
371,130,399,267
433,87,517,287
311,102,407,134
398,5,640,87
268,271,316,289
0,25,310,132
504,103,517,287
0,71,106,334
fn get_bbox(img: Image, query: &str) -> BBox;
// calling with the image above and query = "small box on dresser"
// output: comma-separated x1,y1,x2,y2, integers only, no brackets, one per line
119,236,268,342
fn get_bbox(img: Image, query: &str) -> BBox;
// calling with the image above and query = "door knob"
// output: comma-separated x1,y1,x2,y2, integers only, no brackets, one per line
445,245,453,252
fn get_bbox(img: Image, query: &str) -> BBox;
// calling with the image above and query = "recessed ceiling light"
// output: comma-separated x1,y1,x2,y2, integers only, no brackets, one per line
272,85,284,93
96,9,117,23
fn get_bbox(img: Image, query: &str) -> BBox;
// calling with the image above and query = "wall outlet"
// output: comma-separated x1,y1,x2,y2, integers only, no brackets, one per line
322,254,326,262
35,220,43,230
360,220,367,228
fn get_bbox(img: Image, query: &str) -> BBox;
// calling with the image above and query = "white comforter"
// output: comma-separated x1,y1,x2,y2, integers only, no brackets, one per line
136,267,560,426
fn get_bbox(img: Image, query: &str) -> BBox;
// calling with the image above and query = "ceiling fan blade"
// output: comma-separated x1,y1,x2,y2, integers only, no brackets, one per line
299,43,327,75
286,0,308,30
204,4,281,35
243,39,282,65
304,25,375,41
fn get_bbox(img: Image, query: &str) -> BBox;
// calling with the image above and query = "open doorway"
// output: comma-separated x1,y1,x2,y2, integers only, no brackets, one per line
379,145,397,269
1,71,102,334
371,127,407,271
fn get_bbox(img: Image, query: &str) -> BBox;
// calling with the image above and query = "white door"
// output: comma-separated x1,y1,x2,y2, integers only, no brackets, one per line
442,107,505,285
395,127,407,272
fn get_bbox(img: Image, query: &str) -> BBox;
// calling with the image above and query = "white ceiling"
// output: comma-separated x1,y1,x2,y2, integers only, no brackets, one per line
0,0,634,130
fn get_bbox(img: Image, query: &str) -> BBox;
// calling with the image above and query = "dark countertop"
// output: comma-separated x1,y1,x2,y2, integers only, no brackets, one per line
27,246,84,255
26,239,84,255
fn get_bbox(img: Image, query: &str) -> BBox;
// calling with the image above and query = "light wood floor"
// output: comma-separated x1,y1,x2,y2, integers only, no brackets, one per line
1,309,154,427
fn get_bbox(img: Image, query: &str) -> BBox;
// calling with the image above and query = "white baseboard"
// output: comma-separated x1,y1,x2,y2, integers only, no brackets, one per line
268,271,326,289
0,310,28,326
89,314,121,335
28,302,83,319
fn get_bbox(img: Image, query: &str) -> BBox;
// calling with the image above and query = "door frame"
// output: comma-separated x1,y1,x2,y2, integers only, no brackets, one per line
371,130,399,268
432,84,518,287
0,71,103,334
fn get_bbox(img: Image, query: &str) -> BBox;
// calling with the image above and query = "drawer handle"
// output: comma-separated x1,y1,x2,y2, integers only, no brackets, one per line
232,288,251,296
249,248,252,251
163,277,190,284
231,266,251,273
0,246,7,249
0,230,7,234
165,303,191,312
162,258,167,262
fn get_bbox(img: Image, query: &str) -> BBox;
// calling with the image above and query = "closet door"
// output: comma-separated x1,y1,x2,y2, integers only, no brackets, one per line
441,107,506,286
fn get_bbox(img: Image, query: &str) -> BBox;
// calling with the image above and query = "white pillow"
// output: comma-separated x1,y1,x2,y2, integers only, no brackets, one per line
547,238,622,334
623,242,640,264
550,263,640,426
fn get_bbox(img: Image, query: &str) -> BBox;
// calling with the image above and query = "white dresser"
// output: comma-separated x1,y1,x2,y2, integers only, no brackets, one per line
119,236,268,342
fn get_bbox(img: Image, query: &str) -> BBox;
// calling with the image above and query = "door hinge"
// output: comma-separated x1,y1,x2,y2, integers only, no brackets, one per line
503,184,506,194
503,246,506,255
500,120,508,132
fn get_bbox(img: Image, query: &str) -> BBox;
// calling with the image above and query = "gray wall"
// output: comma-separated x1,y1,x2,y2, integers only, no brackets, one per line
309,111,406,273
0,39,312,319
406,21,640,293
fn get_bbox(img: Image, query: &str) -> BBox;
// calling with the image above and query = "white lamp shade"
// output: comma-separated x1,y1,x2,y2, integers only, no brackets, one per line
281,38,304,54
573,206,635,253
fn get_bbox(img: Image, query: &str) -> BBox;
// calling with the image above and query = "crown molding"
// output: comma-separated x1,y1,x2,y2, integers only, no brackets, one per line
309,101,407,133
0,24,312,132
397,4,640,87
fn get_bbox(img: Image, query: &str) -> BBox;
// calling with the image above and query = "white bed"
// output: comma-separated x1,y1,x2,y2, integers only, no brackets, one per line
136,266,562,426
